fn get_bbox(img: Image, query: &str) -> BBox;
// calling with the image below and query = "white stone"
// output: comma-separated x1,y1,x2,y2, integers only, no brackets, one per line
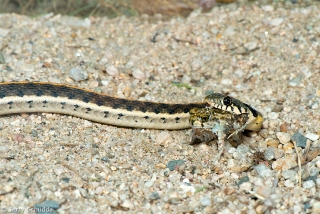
303,180,315,189
106,65,119,77
270,18,284,26
132,68,145,80
276,132,291,144
305,133,319,141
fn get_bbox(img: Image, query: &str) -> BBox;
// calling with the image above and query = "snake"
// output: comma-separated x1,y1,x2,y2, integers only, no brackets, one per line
0,82,263,131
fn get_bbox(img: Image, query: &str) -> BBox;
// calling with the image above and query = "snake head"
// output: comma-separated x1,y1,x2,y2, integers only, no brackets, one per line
204,93,263,132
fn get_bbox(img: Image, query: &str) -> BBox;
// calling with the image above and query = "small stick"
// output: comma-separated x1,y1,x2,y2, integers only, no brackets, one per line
292,140,302,187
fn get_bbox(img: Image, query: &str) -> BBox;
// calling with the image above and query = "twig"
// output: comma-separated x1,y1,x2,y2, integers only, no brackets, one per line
246,190,265,200
60,161,88,182
293,140,302,187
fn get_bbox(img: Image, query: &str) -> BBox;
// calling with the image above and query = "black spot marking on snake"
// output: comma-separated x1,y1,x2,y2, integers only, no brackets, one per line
60,102,66,109
74,104,79,111
161,117,166,123
104,111,109,118
27,100,33,108
86,108,91,114
7,101,13,109
42,100,48,107
118,113,124,120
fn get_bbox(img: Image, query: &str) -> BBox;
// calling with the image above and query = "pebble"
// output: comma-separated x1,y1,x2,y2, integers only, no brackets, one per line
284,180,295,187
254,164,273,178
0,145,9,153
69,68,88,81
303,180,315,189
149,192,160,200
200,197,212,206
221,78,232,85
313,202,320,213
261,5,274,12
31,130,38,137
276,132,291,144
280,123,289,132
34,200,60,210
283,142,294,152
12,134,24,143
270,18,284,26
291,132,307,148
156,131,172,146
264,147,275,160
166,160,185,171
122,199,133,209
132,68,145,80
288,74,304,86
282,170,297,181
106,65,119,77
300,66,312,79
0,28,9,37
305,133,319,141
244,42,257,51
267,139,279,148
272,157,297,170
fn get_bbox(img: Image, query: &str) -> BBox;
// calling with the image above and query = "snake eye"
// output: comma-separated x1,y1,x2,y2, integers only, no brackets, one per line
223,96,232,106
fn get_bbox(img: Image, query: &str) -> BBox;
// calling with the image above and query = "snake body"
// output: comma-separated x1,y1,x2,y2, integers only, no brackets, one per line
0,82,263,131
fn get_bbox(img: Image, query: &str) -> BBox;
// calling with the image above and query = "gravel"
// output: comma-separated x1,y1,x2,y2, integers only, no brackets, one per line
0,2,320,213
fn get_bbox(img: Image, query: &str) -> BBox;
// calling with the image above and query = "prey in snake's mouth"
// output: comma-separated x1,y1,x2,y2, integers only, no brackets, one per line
189,92,263,162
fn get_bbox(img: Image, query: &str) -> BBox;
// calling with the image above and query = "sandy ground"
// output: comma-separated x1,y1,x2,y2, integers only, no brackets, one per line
0,3,320,213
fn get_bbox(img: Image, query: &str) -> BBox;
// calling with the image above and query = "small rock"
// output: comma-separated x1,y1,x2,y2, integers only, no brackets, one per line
156,131,172,146
0,145,9,153
303,180,315,189
237,176,249,186
282,170,297,181
284,179,295,187
254,164,273,178
34,200,60,211
0,28,9,37
305,133,319,141
167,160,185,171
31,130,38,137
83,120,92,128
244,42,257,51
312,201,320,213
276,132,291,144
177,204,193,213
12,134,24,143
270,18,284,26
288,74,304,86
69,68,88,81
132,68,145,80
181,74,191,84
0,52,5,64
291,132,307,148
200,197,212,206
272,157,297,170
106,65,119,77
280,123,289,132
264,147,275,160
262,5,274,12
221,79,232,85
283,142,294,152
149,192,160,200
300,66,312,79
122,199,133,209
267,139,279,148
